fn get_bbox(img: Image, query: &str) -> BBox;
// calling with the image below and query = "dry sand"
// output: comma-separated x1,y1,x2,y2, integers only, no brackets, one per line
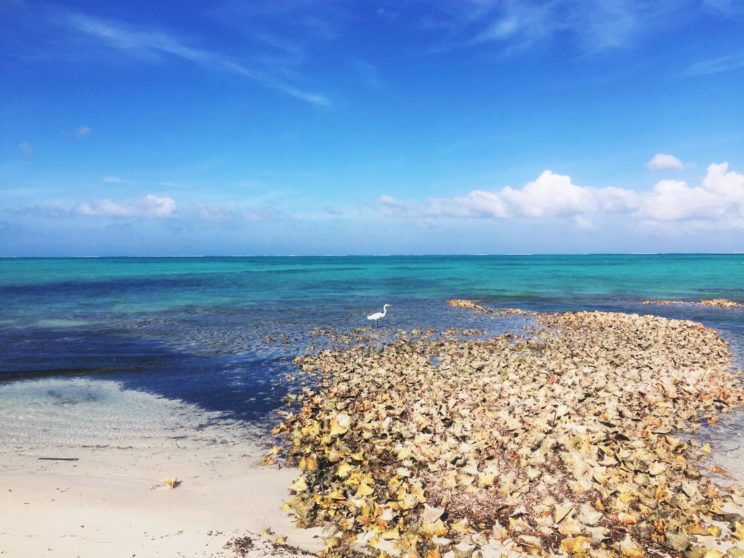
0,446,323,558
0,379,322,558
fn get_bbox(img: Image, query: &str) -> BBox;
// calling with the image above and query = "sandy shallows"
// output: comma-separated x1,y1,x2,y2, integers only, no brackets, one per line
0,379,322,558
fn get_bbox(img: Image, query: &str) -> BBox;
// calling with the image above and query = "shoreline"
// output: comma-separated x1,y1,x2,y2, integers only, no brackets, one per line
0,378,323,558
2,308,744,557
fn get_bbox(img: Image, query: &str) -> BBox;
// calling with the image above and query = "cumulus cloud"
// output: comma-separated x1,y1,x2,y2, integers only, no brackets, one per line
501,171,596,217
647,153,684,171
704,162,744,203
639,162,744,222
381,171,599,221
76,194,176,218
378,162,744,229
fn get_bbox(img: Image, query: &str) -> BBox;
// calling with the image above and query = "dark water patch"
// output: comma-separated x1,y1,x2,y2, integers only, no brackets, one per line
0,325,300,421
111,355,301,422
0,330,165,375
0,275,213,297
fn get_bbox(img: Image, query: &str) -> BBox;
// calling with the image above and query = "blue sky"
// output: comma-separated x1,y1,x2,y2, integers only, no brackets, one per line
1,0,744,255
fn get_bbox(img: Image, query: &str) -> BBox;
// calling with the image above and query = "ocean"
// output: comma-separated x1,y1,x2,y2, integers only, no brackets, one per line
1,255,743,448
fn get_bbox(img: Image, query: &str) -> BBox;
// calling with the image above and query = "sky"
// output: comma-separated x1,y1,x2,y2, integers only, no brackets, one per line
1,0,744,256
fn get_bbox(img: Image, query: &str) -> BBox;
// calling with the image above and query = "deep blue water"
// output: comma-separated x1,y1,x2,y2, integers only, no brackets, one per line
0,255,742,422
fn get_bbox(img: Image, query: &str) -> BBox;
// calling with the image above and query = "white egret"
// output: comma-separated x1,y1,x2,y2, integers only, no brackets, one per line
367,304,391,326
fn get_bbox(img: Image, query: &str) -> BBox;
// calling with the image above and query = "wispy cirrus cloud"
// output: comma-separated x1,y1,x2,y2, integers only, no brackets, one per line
66,13,329,106
379,162,744,230
684,52,744,76
423,0,694,55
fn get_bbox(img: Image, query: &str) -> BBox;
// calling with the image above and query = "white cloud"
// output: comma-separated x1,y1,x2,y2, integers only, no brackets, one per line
143,195,176,217
19,142,33,159
639,179,722,221
378,162,744,229
647,153,684,171
103,176,126,184
704,162,744,203
596,186,641,213
450,190,510,218
76,199,129,217
76,194,176,218
75,125,92,137
573,215,596,230
381,170,597,221
500,170,596,217
638,164,744,222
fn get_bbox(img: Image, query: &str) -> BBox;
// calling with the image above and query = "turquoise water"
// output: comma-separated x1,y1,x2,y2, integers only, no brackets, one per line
1,255,743,421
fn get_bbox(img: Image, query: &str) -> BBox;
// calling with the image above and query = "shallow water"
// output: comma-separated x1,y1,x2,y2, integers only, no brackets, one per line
0,378,252,452
0,255,742,449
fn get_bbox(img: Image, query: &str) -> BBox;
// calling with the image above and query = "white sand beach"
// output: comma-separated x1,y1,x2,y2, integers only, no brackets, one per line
0,379,322,558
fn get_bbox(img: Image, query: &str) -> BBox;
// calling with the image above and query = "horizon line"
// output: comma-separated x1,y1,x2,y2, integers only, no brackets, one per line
1,252,743,259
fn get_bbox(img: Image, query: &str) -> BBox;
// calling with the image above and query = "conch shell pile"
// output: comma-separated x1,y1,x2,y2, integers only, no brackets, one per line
272,304,744,557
